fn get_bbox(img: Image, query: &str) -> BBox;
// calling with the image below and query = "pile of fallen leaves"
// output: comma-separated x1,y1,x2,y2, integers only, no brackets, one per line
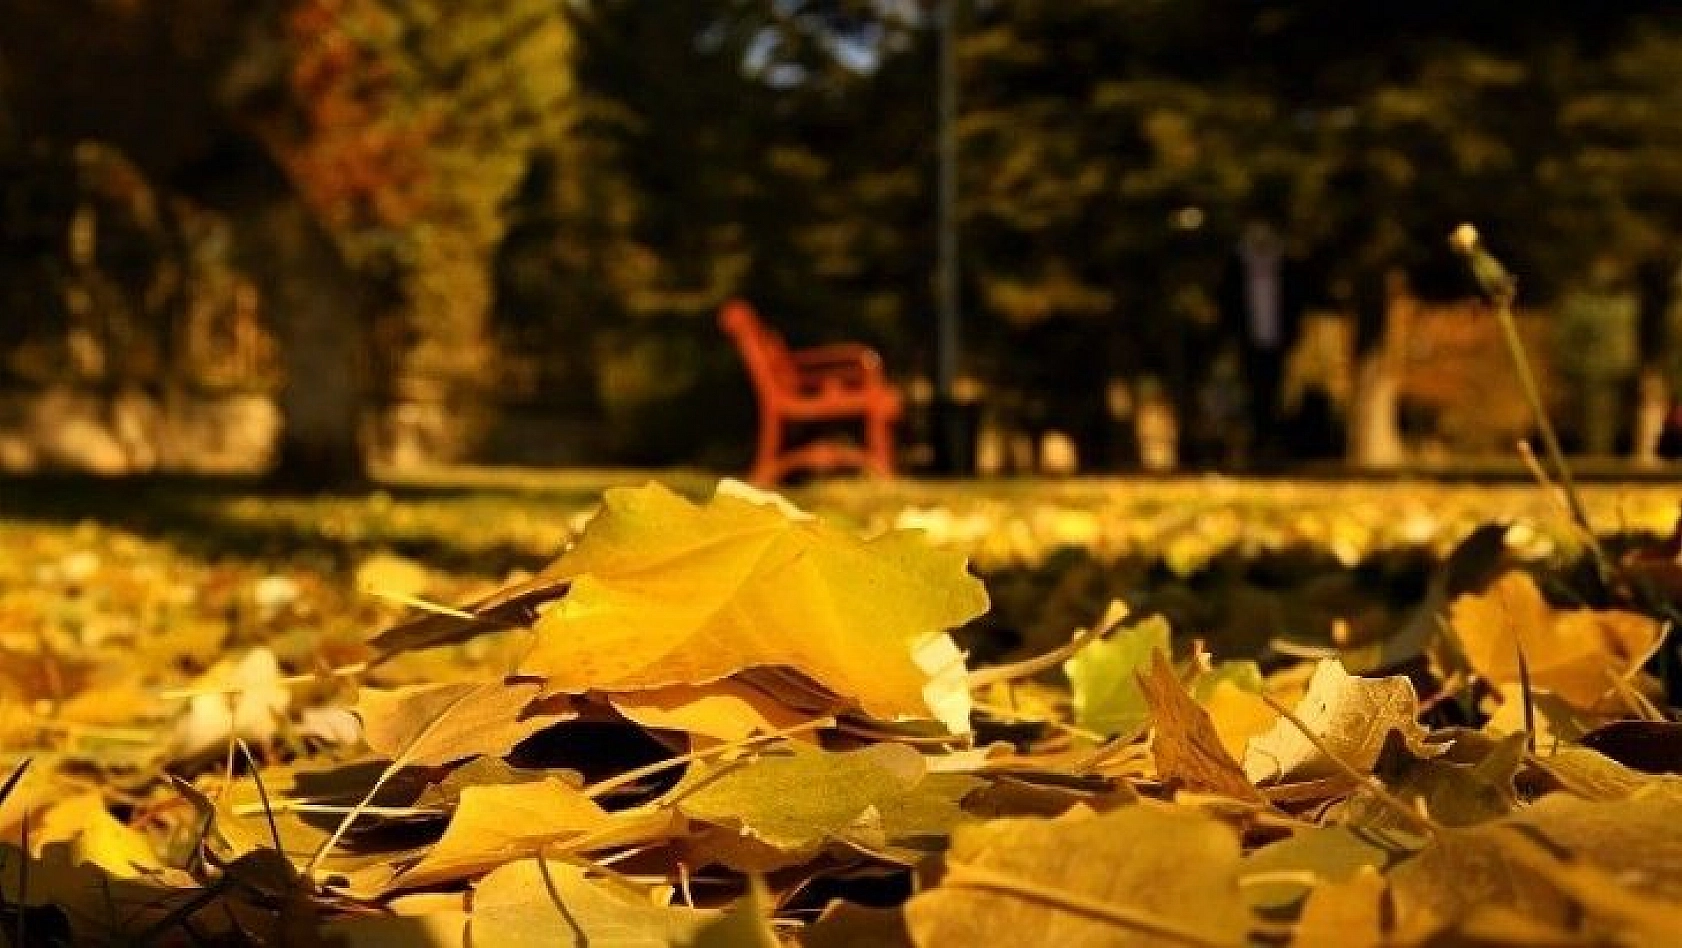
4,479,1682,946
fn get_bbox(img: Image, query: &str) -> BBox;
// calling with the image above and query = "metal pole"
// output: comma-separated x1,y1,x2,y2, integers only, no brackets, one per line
935,0,960,403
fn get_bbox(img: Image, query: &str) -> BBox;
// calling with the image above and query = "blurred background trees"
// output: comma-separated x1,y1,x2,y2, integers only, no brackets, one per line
2,0,1681,481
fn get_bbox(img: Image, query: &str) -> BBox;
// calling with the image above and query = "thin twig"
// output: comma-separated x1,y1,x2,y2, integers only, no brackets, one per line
1257,693,1439,839
236,740,285,857
304,688,477,880
585,716,833,800
967,602,1127,689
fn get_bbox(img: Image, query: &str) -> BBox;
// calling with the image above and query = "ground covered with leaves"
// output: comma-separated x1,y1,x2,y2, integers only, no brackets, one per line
3,474,1682,946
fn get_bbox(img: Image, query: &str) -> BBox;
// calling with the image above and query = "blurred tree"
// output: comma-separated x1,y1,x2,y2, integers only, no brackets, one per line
0,0,367,487
250,0,578,467
0,0,577,484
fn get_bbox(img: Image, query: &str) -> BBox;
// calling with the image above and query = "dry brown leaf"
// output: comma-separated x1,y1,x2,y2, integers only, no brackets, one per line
1137,650,1265,803
1242,660,1433,785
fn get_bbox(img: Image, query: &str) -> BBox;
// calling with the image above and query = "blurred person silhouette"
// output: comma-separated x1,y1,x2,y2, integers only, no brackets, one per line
1218,220,1308,467
1556,254,1639,457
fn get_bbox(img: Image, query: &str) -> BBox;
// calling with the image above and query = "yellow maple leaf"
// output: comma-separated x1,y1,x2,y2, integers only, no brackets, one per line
519,482,989,732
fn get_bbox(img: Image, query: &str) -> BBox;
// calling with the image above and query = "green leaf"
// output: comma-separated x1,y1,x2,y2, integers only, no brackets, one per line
675,743,926,855
1063,616,1172,740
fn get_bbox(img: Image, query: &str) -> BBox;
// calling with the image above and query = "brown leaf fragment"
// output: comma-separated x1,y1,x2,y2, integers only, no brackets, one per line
368,570,571,658
1137,650,1266,804
356,680,573,767
1242,660,1433,786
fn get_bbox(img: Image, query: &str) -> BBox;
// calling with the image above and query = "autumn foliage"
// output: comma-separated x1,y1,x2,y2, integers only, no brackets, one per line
3,479,1682,945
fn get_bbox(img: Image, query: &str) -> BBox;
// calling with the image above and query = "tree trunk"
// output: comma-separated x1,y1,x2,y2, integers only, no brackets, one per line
1346,270,1405,469
224,180,368,491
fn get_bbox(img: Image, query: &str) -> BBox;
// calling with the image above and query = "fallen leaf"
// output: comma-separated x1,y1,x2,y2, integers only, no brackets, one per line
1241,827,1393,912
805,901,915,948
469,858,716,947
1289,866,1386,948
1450,569,1662,710
607,680,813,743
675,743,926,855
1390,784,1682,940
904,805,1251,948
1062,616,1171,740
356,680,573,767
401,779,674,889
170,648,291,756
353,553,433,602
1199,679,1277,763
1339,730,1523,831
1242,660,1432,785
1523,745,1668,801
32,792,162,878
520,483,988,733
1136,650,1264,803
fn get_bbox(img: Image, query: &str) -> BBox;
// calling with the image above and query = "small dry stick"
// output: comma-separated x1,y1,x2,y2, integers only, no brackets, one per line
304,687,476,879
236,739,285,856
586,716,833,800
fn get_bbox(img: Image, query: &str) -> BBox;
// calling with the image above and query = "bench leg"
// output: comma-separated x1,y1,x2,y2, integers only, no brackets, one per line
865,412,895,476
752,412,784,486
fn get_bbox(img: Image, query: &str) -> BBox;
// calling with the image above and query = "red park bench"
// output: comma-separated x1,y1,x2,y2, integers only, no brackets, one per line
718,299,901,485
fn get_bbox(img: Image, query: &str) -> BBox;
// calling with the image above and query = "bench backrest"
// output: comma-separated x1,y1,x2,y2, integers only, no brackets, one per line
719,300,800,397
